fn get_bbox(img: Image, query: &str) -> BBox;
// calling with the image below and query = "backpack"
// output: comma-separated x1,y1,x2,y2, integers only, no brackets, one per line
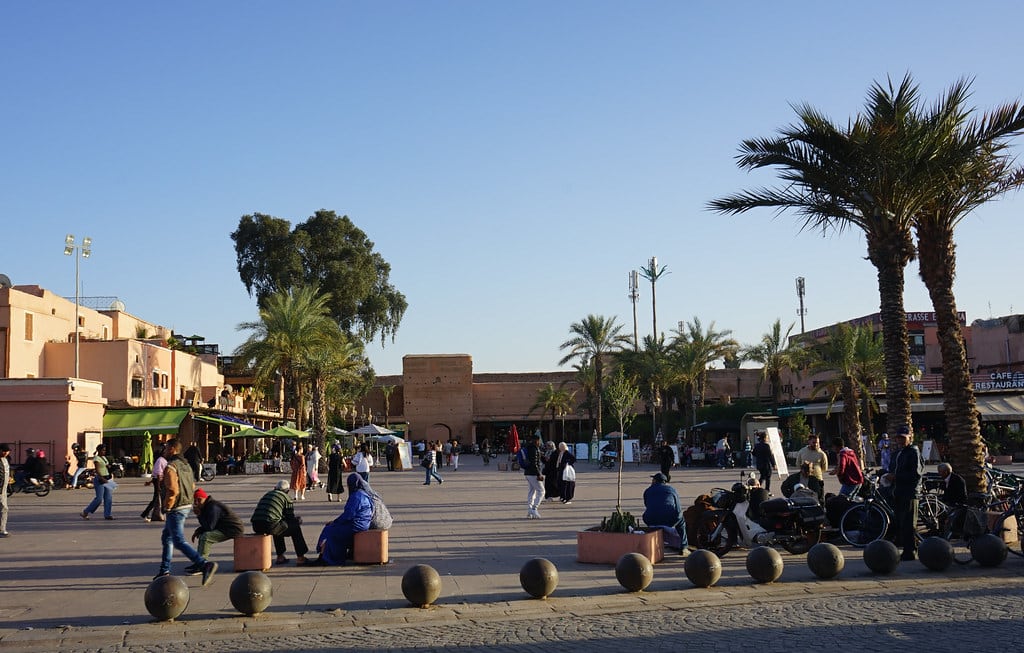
516,448,529,469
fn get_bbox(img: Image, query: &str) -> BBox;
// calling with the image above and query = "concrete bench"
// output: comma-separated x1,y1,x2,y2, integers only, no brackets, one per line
233,533,272,572
353,529,389,564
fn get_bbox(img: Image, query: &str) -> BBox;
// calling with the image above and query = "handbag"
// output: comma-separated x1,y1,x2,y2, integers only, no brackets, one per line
562,464,576,482
369,492,393,530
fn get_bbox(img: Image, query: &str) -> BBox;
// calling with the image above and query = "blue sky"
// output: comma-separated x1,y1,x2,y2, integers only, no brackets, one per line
3,2,1023,376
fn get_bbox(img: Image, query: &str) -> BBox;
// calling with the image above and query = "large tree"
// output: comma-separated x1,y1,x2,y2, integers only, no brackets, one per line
710,76,954,439
232,210,407,345
911,81,1024,491
559,315,631,436
742,319,806,411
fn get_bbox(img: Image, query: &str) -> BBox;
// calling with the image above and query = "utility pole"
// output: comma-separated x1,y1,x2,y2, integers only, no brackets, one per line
796,276,807,334
628,270,639,351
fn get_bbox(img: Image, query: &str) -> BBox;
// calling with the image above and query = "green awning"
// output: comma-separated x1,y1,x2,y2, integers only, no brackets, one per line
103,408,191,437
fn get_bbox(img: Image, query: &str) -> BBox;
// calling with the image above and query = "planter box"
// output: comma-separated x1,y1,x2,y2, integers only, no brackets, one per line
244,462,265,475
576,527,663,565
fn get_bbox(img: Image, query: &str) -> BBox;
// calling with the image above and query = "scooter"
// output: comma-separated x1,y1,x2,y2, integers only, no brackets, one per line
7,474,52,497
695,483,825,556
599,451,617,469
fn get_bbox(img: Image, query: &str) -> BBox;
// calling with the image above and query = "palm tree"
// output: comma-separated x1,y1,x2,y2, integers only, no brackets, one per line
572,358,597,435
234,285,339,430
296,335,367,443
615,334,674,438
674,317,740,408
912,82,1024,491
850,325,887,451
529,383,576,441
559,315,631,436
742,319,806,411
710,75,947,438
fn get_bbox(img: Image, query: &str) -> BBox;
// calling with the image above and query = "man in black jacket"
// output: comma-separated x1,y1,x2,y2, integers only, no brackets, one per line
752,432,775,493
190,487,244,572
884,427,923,561
937,462,968,506
523,433,544,519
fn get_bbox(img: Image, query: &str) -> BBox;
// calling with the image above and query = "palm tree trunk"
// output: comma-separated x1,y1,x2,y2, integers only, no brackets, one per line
594,359,604,436
917,221,986,493
841,377,864,463
870,240,914,438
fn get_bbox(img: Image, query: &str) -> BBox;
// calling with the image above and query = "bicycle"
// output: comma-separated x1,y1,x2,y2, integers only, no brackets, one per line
839,470,948,547
940,485,1024,564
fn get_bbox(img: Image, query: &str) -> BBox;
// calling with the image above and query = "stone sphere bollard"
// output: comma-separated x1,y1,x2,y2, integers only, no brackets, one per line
615,552,654,593
520,558,559,599
684,549,722,588
918,536,954,571
806,542,845,579
970,533,1008,567
229,571,273,616
863,539,900,575
745,546,784,584
401,564,442,607
144,575,190,622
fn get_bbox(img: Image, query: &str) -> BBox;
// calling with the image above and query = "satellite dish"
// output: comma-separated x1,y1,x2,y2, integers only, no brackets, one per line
109,299,126,311
0,273,11,288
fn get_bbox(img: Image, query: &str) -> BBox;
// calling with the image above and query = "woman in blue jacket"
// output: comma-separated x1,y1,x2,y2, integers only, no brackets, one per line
316,473,373,565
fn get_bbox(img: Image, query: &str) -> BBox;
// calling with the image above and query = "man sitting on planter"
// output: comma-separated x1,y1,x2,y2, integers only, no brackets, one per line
642,473,688,554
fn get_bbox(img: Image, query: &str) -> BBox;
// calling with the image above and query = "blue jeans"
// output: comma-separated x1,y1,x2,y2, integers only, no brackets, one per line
424,464,443,484
84,482,113,517
160,507,205,574
839,483,860,497
70,468,86,488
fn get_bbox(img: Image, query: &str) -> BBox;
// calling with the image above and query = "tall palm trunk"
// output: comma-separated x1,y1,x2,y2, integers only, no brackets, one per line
917,220,986,493
840,377,864,464
594,358,604,436
868,234,915,437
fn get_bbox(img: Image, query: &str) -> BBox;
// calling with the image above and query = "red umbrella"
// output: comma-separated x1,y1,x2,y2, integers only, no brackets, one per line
507,424,520,454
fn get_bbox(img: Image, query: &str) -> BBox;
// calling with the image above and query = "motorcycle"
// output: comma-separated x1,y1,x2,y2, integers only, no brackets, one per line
109,460,125,478
599,451,617,469
695,483,825,556
7,474,53,497
200,463,216,482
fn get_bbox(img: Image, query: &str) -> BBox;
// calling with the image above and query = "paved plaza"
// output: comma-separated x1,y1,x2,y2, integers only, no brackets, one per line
2,456,1023,652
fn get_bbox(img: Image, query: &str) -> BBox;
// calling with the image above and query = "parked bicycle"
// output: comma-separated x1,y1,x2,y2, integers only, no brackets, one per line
839,469,947,547
940,483,1024,564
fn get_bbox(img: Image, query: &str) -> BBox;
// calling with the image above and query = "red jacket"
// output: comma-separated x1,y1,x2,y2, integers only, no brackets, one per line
835,447,864,485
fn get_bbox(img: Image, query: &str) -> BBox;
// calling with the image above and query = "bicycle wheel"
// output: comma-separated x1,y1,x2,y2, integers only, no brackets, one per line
840,504,890,547
696,511,737,557
917,493,946,536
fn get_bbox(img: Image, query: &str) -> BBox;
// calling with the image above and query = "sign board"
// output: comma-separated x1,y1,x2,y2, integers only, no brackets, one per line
764,427,789,478
396,442,413,470
922,439,940,463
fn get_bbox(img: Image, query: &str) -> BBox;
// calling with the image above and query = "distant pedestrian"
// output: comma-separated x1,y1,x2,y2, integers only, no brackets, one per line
422,446,444,485
306,445,322,489
68,443,89,489
1,443,11,537
451,440,460,471
80,443,116,520
290,444,307,501
555,442,577,504
326,444,345,502
752,432,775,493
156,439,218,585
352,443,374,483
480,438,491,465
384,442,396,471
183,443,203,482
523,433,544,519
443,440,453,467
658,441,675,482
141,446,167,522
542,441,560,501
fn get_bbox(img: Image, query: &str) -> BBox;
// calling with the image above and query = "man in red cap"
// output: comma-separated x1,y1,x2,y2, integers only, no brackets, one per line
190,487,244,572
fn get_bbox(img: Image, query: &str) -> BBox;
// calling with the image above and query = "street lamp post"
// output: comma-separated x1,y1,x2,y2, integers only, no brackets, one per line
63,234,92,379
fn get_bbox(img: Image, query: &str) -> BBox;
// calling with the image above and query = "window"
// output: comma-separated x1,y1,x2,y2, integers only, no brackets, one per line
160,373,169,389
131,378,143,399
153,372,160,389
24,313,33,341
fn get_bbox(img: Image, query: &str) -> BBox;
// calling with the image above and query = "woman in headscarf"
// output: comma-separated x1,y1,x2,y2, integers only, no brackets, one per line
542,441,560,502
315,473,373,565
555,441,577,504
326,443,345,502
290,444,307,501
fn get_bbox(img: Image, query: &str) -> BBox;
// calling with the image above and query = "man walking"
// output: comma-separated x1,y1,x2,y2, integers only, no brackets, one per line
0,443,11,537
884,427,923,561
156,439,218,585
523,433,544,519
752,432,775,493
658,441,675,483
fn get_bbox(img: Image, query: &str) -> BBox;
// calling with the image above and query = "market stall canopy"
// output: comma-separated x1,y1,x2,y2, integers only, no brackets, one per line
265,425,311,439
350,424,395,435
103,407,190,438
331,427,351,435
604,431,630,439
193,413,256,429
222,427,269,440
369,434,405,444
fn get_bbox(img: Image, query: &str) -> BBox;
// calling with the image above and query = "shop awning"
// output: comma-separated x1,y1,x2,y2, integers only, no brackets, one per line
103,407,191,437
192,413,256,429
798,394,1024,419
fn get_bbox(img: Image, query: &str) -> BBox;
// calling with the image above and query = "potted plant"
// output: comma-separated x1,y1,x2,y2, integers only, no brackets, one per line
576,369,663,564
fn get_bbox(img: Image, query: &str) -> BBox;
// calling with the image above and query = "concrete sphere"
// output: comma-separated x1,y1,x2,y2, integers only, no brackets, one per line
684,549,722,588
806,542,845,579
229,571,274,616
863,539,900,575
144,575,190,622
615,553,654,593
918,536,954,571
401,564,442,607
519,558,559,599
745,546,784,584
970,533,1008,567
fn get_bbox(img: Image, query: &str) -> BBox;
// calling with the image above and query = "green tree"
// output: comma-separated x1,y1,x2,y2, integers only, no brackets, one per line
559,315,631,436
231,210,408,346
742,319,806,411
529,383,576,441
572,358,597,436
295,335,369,443
614,334,674,438
604,368,640,512
710,76,942,439
912,81,1024,492
673,317,740,410
233,285,340,430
